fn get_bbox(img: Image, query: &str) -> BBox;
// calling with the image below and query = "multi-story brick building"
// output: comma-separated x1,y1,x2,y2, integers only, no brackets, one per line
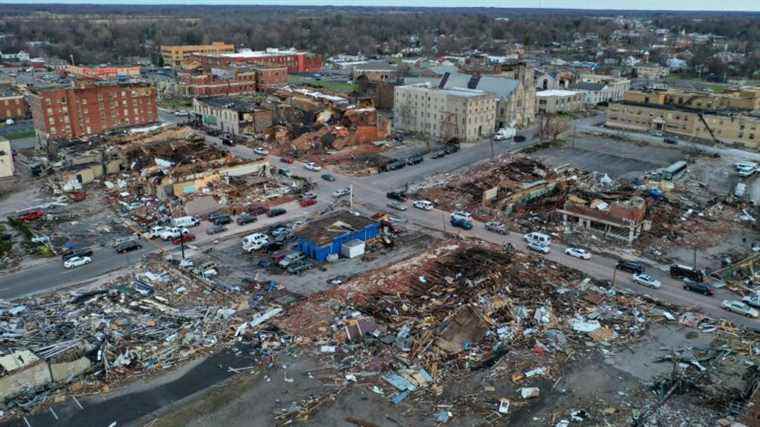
193,48,322,74
65,65,141,80
28,81,158,141
160,42,235,69
178,64,287,97
394,83,496,143
0,85,30,121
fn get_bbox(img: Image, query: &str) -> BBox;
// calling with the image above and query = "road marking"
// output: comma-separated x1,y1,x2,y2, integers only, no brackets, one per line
49,407,58,420
72,395,84,410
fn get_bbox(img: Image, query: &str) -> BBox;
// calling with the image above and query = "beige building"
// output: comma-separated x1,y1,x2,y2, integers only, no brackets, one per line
352,62,399,83
578,74,631,102
394,83,496,143
160,42,234,68
536,90,584,113
622,88,760,111
0,138,13,178
635,64,670,80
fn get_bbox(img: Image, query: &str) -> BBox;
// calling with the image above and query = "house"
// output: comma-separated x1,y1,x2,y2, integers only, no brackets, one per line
296,211,380,261
558,195,649,243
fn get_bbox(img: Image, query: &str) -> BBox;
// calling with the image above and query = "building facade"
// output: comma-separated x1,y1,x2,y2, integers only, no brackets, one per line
193,48,323,74
558,196,648,244
160,42,235,68
536,90,584,113
352,62,400,83
394,83,496,143
28,81,158,141
65,66,142,80
192,97,272,136
635,64,670,80
0,86,30,121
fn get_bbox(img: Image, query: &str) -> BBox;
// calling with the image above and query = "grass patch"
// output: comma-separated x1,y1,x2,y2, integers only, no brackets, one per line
3,128,35,140
149,371,263,427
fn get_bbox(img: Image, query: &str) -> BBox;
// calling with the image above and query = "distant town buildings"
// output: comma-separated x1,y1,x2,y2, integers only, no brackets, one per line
65,66,142,81
635,64,670,80
192,48,323,74
0,85,30,121
394,83,496,143
160,42,235,69
28,80,158,141
178,64,287,97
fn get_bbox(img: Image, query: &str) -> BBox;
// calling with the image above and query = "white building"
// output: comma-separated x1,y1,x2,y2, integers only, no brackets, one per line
394,83,496,143
0,138,14,178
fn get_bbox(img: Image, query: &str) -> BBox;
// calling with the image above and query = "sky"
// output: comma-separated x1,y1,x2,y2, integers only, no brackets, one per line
1,0,759,11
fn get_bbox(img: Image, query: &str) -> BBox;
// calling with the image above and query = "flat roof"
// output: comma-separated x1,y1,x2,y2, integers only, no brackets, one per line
212,48,306,59
537,90,579,97
197,96,259,112
296,210,376,246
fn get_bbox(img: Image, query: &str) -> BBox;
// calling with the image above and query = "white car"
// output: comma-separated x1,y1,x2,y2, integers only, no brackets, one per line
722,300,760,318
304,162,322,171
254,147,269,156
632,273,661,289
387,202,407,211
564,247,591,260
451,210,472,221
527,241,550,254
413,200,434,211
64,256,92,269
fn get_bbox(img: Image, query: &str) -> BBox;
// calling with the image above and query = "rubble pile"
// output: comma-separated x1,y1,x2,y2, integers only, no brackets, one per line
0,261,286,414
273,241,712,423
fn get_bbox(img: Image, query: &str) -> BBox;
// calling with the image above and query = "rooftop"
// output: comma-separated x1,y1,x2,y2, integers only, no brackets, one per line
213,48,306,59
196,96,259,112
295,211,376,246
405,72,519,99
537,90,580,97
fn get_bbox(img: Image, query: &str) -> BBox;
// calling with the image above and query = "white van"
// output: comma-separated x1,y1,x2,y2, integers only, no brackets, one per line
523,232,551,246
159,227,189,241
172,216,200,228
242,233,269,252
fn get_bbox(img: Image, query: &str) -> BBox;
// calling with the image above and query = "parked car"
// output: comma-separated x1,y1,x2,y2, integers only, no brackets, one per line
485,221,506,234
115,240,142,253
443,143,460,154
386,191,407,201
406,155,424,165
268,207,287,217
302,192,318,200
664,138,678,145
527,241,550,254
321,173,336,182
632,273,661,289
64,256,92,269
248,205,268,216
742,293,760,308
278,252,306,268
62,248,94,261
451,210,472,221
304,161,322,171
206,224,227,235
431,150,447,159
278,167,293,177
722,300,760,318
513,135,526,142
287,260,314,275
211,214,232,226
413,200,434,211
221,137,235,146
564,247,591,260
236,213,257,225
254,147,269,155
450,217,473,230
387,201,407,211
670,264,704,283
172,234,196,245
327,275,348,285
18,209,45,222
616,260,645,274
300,198,317,207
280,157,294,164
683,280,714,296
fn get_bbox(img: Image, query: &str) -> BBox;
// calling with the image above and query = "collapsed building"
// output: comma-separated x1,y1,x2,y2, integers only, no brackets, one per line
558,192,651,243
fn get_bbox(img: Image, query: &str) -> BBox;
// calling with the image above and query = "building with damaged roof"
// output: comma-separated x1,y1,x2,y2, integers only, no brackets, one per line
296,211,379,261
192,96,273,136
558,194,650,243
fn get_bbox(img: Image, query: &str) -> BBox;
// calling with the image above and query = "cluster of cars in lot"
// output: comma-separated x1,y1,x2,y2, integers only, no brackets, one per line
60,237,145,270
240,223,314,275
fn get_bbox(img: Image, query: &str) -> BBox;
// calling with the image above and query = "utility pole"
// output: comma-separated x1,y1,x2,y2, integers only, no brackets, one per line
349,185,353,209
693,247,698,270
490,136,495,159
611,268,618,289
180,238,186,260
441,211,447,233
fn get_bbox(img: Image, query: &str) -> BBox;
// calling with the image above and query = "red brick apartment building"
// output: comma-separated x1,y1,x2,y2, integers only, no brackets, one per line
192,48,322,74
0,85,30,121
28,81,157,141
179,64,287,97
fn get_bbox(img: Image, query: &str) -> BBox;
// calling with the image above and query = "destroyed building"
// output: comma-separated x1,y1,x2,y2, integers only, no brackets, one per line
192,96,273,136
558,193,650,243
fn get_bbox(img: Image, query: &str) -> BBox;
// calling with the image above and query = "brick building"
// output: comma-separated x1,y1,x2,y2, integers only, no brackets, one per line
0,85,30,121
179,64,287,97
28,81,158,141
65,66,141,80
160,42,235,69
192,96,272,136
193,48,322,74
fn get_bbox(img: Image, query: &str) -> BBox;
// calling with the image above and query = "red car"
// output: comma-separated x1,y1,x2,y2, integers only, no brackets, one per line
18,209,45,222
299,199,317,207
248,205,268,216
280,157,294,164
172,234,196,245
